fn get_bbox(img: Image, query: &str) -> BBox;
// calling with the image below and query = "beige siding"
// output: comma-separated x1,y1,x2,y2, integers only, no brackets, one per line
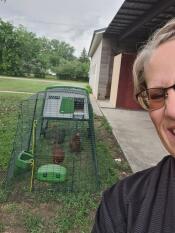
98,38,113,99
89,41,102,99
110,54,122,107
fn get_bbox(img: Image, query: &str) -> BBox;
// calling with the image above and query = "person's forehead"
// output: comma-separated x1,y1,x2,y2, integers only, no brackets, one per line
144,40,175,87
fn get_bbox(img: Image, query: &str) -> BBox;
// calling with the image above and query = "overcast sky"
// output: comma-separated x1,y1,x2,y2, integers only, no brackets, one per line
0,0,124,56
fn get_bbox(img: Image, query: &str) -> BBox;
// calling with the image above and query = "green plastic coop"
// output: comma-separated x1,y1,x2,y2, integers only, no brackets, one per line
6,86,100,193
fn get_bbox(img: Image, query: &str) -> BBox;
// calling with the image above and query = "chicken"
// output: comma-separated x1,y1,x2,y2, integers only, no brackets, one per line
69,132,81,153
52,144,65,164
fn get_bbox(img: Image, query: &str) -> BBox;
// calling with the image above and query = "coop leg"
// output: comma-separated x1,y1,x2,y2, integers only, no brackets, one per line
71,155,75,192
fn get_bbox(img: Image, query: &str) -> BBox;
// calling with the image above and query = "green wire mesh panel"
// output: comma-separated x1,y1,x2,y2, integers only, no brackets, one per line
6,86,100,193
5,93,44,193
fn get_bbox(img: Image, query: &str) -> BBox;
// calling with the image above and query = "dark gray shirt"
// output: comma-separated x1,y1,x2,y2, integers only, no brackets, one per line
92,156,175,233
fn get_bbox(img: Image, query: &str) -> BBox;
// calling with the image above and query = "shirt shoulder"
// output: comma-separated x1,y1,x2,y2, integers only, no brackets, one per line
104,155,170,204
104,166,153,202
91,156,170,233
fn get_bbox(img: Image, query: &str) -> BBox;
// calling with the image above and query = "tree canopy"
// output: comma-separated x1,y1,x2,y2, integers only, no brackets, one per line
0,19,89,81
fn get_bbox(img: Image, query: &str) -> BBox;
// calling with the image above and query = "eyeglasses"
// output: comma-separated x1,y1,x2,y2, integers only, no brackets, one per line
136,83,175,111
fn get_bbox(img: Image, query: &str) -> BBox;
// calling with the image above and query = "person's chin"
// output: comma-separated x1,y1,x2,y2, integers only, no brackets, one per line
162,130,175,156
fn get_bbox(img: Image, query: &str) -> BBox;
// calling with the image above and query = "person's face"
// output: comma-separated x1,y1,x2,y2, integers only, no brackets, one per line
145,40,175,156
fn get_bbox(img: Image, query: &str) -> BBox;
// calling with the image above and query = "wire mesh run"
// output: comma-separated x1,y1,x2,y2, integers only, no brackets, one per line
6,86,100,193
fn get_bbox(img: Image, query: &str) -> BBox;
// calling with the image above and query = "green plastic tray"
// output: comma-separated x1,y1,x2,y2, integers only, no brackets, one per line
37,164,67,183
60,97,74,114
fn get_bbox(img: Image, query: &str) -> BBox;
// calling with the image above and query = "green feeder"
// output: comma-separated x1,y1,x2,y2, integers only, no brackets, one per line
37,164,67,183
16,151,33,170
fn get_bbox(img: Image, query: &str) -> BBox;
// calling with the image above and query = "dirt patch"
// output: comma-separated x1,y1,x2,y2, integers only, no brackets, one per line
0,205,27,233
2,227,27,233
38,203,57,220
0,201,59,233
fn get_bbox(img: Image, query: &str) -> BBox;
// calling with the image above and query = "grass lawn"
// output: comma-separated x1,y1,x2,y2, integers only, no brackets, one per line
0,93,28,170
0,76,88,93
0,77,132,233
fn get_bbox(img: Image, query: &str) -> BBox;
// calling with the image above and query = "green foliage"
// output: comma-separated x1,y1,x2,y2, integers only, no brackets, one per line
0,19,90,80
55,60,76,80
0,222,5,233
75,61,89,81
96,141,119,188
24,213,44,233
0,21,47,77
85,84,92,94
50,39,75,62
53,193,98,233
0,93,26,169
55,59,89,81
0,187,8,203
1,203,19,213
99,116,112,134
79,48,89,63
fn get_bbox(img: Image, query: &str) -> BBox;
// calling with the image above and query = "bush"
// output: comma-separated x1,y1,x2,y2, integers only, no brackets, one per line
55,60,89,81
85,84,92,94
55,60,76,80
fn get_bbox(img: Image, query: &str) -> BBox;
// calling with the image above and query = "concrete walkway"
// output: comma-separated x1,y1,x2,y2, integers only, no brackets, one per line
90,94,167,173
0,90,34,94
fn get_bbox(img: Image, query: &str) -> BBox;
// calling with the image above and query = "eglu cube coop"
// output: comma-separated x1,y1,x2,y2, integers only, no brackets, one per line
6,86,100,192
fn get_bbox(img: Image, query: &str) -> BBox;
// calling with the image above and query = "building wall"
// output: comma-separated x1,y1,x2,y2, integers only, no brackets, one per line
116,53,141,109
110,54,122,107
98,38,113,99
89,41,102,99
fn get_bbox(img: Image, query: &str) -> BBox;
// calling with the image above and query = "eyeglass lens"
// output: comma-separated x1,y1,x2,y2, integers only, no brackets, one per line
138,88,165,110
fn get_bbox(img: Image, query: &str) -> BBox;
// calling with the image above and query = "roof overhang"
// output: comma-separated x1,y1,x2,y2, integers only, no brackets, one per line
105,0,175,52
88,28,106,57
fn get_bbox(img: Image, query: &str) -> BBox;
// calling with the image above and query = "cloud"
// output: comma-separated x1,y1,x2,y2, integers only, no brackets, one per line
0,0,124,56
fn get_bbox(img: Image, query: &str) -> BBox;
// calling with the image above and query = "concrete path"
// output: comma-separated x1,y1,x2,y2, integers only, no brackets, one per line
0,90,34,94
90,94,167,173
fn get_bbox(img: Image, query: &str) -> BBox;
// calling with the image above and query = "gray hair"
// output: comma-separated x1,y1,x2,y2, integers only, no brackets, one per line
133,18,175,95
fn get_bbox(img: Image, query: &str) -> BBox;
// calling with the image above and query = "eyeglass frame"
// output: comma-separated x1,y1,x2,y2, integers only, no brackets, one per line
136,83,175,111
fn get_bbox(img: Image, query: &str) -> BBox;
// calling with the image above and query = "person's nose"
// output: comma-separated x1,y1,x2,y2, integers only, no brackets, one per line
164,89,175,118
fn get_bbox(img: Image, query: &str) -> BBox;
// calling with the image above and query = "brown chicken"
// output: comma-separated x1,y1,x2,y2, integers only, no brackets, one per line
52,144,65,164
69,133,81,153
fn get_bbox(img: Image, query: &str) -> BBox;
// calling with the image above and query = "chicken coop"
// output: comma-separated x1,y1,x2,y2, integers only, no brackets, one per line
6,86,100,193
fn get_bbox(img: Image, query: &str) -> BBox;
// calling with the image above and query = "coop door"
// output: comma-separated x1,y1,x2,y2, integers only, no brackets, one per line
74,98,84,112
60,97,75,114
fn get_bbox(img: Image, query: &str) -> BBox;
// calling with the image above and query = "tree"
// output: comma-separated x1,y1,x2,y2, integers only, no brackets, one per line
14,26,43,76
49,40,75,68
75,61,89,81
0,21,48,77
0,19,18,75
0,19,89,81
79,48,89,63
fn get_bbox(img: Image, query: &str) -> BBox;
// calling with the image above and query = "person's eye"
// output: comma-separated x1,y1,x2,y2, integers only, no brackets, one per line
149,91,164,100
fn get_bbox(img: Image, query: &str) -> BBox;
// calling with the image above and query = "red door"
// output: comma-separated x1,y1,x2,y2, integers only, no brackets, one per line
116,53,142,110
